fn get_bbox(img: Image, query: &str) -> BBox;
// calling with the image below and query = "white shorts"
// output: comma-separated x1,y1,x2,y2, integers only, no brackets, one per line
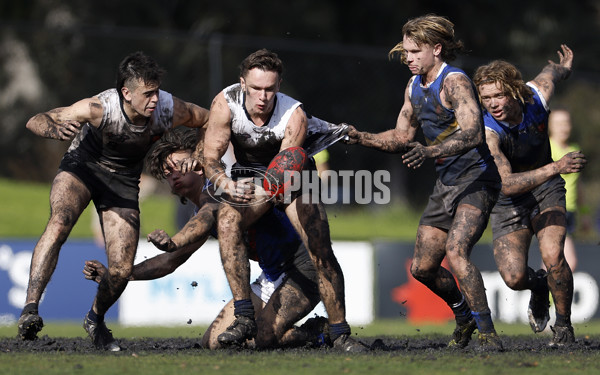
251,271,286,303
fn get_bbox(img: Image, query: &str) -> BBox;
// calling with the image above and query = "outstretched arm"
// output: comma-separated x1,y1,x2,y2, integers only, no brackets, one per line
26,97,103,140
83,240,203,282
530,44,573,102
84,201,216,282
345,81,416,153
486,129,586,196
148,198,218,252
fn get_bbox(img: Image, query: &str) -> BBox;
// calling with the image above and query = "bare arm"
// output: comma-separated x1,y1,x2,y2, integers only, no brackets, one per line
202,93,233,187
486,130,586,196
83,240,205,282
346,81,417,153
26,97,103,140
172,96,210,129
530,44,573,102
280,106,307,151
147,197,218,252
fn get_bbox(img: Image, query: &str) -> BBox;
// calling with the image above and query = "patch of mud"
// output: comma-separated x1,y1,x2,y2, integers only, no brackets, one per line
2,334,599,355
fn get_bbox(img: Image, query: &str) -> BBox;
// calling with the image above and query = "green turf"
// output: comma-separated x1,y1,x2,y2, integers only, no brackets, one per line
3,321,600,375
0,177,430,241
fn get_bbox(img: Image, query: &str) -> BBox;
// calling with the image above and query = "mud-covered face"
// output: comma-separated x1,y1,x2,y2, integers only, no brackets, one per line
163,151,204,198
478,81,522,125
402,36,439,76
121,78,160,120
240,68,280,120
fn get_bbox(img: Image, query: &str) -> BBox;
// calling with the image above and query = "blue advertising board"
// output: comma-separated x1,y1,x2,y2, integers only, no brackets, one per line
0,239,118,325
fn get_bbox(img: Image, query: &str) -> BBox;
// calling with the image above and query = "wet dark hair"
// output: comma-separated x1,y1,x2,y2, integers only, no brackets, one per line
146,127,202,181
116,51,165,99
239,49,284,79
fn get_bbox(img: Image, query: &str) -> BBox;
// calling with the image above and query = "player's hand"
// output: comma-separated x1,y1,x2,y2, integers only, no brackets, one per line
225,177,255,203
344,125,362,145
56,120,82,141
548,44,573,80
555,151,586,174
82,260,106,284
178,157,201,175
402,142,430,169
554,44,573,70
148,229,177,252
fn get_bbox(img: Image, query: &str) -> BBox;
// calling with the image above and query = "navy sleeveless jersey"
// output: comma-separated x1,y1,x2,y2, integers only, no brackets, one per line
483,84,552,173
411,64,499,186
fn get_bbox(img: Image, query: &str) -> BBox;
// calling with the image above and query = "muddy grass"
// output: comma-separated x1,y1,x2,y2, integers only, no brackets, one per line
1,334,599,355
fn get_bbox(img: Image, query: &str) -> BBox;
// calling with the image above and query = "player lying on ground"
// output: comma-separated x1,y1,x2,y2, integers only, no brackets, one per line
83,127,330,349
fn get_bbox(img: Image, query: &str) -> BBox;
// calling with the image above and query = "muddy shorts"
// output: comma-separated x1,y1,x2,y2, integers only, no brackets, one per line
491,175,566,240
59,153,140,212
252,243,320,305
419,178,499,231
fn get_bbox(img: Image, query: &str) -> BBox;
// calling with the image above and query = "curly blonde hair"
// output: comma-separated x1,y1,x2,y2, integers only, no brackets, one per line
473,60,534,105
389,14,465,64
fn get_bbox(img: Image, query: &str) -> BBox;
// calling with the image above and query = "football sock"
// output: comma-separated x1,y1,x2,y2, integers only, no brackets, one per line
528,267,547,294
329,321,351,342
233,299,255,319
555,313,571,327
450,295,472,325
87,309,103,324
472,311,495,334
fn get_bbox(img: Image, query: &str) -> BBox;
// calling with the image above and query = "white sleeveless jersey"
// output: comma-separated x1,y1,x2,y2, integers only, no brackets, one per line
66,88,174,176
223,83,302,167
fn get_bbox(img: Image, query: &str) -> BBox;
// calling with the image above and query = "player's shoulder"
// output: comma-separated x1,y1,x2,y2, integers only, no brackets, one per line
482,112,506,135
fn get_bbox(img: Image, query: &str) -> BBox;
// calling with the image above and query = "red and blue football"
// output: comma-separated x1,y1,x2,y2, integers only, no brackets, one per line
263,146,307,198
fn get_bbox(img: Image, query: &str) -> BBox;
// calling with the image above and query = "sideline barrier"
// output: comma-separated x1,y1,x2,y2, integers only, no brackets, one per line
2,239,598,326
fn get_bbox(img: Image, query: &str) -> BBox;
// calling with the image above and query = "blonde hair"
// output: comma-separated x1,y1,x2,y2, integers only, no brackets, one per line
473,60,534,105
389,14,465,63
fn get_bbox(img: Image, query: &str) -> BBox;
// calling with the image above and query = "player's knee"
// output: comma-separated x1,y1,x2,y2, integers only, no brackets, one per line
217,209,241,234
410,261,435,283
107,263,133,281
48,208,78,234
502,271,528,290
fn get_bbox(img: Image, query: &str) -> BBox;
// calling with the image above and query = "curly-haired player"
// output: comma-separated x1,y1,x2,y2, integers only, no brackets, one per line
473,45,584,346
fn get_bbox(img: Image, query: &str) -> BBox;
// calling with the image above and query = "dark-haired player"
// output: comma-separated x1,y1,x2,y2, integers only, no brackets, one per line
346,14,502,350
83,127,328,349
473,45,583,346
18,51,209,351
194,49,366,352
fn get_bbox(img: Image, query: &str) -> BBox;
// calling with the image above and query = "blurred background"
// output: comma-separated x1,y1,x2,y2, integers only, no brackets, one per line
2,0,600,328
1,0,600,240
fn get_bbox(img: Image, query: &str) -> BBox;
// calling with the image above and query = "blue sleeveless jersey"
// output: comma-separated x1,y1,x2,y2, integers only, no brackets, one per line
411,64,500,186
206,205,301,281
483,85,552,173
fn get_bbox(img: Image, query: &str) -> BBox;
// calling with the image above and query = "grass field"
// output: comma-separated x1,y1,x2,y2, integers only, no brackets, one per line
2,320,600,375
0,177,490,242
1,181,596,374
